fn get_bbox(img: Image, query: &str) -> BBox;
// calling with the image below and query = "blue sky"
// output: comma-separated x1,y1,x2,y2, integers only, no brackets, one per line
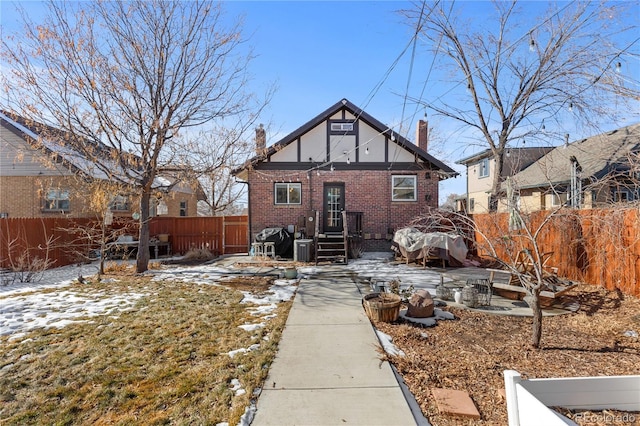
2,1,639,202
221,0,640,201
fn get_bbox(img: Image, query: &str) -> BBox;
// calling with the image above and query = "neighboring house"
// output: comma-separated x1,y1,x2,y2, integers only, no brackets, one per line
0,111,203,218
505,123,640,211
232,98,457,255
456,146,554,213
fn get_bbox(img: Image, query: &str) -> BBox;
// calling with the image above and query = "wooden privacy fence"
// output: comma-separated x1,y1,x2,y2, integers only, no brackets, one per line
0,216,249,270
472,208,640,297
0,217,104,270
148,216,248,256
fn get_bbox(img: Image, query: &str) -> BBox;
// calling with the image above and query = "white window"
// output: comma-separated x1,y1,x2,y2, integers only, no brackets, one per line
43,189,70,212
478,158,490,178
109,195,131,212
392,175,417,201
179,201,188,216
275,183,301,205
330,122,354,132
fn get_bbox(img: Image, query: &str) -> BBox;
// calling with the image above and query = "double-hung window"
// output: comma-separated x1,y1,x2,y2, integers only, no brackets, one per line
479,158,490,178
275,183,301,205
391,175,417,201
43,189,70,212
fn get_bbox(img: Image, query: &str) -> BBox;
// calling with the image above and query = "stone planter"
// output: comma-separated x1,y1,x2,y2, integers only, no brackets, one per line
363,293,401,323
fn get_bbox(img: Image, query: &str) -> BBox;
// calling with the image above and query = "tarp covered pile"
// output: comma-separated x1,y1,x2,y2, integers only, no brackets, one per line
392,227,468,265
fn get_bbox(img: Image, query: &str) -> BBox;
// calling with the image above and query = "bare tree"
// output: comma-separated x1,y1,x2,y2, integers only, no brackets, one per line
3,0,263,272
165,118,272,216
439,192,462,211
405,1,639,210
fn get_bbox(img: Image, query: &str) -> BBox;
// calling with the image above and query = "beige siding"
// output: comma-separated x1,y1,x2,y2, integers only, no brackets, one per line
388,141,415,163
467,190,491,213
329,135,356,163
269,139,298,162
359,125,386,162
1,128,73,177
467,159,494,194
299,124,327,162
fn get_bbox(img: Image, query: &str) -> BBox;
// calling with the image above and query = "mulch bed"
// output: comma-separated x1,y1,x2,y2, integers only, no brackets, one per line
374,283,640,425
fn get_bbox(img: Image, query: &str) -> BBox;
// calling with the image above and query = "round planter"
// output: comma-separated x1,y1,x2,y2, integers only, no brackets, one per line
363,292,401,323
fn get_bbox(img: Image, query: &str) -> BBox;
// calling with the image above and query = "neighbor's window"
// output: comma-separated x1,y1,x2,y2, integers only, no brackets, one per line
470,198,475,212
551,193,568,207
391,175,417,201
613,190,632,202
275,183,301,205
43,189,70,212
109,195,130,212
179,201,188,216
479,158,490,178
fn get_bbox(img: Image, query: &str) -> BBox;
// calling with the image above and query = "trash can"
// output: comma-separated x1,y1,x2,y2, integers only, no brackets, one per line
294,239,313,262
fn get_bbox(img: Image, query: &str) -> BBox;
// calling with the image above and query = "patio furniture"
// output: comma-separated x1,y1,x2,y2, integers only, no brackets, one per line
252,242,264,258
106,235,171,259
264,242,276,258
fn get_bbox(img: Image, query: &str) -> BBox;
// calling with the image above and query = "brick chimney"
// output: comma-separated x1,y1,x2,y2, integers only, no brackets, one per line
255,123,266,155
416,119,428,152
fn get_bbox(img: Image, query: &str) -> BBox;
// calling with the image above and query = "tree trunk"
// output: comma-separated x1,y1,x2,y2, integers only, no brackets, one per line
529,288,543,348
489,151,504,211
136,190,151,273
99,216,106,276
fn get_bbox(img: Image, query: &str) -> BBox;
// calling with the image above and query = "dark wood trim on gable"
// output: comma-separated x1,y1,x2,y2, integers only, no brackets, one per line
326,120,330,162
385,137,389,163
231,98,458,178
253,162,428,171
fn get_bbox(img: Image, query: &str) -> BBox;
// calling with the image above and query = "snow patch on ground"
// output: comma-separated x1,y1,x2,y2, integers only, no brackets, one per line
375,330,405,357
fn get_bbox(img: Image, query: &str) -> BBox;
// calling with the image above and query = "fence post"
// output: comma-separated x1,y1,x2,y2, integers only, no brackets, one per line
504,369,522,426
222,216,226,255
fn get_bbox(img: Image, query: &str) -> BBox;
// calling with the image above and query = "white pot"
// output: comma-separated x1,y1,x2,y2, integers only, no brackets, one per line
454,290,463,304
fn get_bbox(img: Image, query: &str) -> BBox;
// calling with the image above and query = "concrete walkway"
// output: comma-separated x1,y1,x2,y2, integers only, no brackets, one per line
251,267,419,426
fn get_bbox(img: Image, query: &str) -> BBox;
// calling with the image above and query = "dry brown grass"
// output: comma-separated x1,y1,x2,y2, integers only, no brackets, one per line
0,274,292,425
375,283,640,425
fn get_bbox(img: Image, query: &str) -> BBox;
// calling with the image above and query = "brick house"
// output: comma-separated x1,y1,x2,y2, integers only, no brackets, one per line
232,98,457,258
0,111,203,218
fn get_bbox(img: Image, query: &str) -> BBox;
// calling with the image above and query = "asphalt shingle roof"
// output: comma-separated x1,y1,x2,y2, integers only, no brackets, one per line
509,123,640,190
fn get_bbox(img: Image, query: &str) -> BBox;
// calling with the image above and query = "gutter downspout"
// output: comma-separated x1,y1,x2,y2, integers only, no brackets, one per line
236,179,251,252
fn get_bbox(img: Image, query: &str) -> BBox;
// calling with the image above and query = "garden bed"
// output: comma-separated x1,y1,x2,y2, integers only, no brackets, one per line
376,283,640,425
